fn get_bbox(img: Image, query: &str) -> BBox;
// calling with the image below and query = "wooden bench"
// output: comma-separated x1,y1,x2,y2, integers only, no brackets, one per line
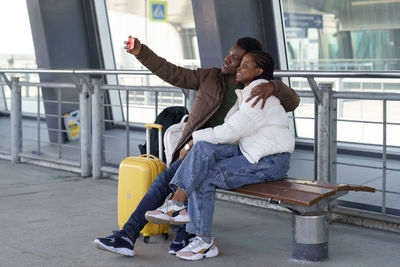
226,178,375,262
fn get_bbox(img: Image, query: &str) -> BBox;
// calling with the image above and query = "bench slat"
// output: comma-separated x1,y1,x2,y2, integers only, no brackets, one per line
267,180,337,198
284,178,343,189
284,178,375,192
232,183,326,206
231,178,375,207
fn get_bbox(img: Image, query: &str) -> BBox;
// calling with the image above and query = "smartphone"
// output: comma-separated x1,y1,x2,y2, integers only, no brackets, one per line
127,36,135,50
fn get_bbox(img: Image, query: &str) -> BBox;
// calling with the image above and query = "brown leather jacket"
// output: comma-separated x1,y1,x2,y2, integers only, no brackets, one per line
135,45,300,162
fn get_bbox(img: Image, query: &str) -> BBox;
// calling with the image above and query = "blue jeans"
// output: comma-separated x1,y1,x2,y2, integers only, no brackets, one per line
169,141,290,237
122,159,181,242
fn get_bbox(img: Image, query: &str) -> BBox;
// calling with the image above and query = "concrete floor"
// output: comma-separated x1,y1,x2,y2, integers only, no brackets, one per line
1,159,400,267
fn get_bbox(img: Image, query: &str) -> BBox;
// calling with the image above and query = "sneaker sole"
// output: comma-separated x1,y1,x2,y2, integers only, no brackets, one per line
177,246,219,261
93,239,134,257
170,215,191,225
170,219,191,225
145,213,171,224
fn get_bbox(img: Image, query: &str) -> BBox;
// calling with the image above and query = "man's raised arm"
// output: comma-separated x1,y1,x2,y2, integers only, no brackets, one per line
245,80,300,112
125,37,203,90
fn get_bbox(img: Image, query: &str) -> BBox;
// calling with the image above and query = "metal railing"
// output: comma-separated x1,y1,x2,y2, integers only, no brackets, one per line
0,70,184,174
1,68,400,224
288,58,400,71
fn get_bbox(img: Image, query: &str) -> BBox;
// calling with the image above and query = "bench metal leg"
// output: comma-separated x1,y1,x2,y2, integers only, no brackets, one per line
292,212,329,262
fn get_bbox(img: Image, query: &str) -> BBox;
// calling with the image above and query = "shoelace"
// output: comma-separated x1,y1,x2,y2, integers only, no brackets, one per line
159,199,185,214
109,230,122,238
110,230,133,246
158,199,170,213
185,237,204,250
111,230,122,237
161,193,174,213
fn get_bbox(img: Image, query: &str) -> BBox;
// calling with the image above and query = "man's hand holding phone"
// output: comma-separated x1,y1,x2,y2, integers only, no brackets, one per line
124,35,141,56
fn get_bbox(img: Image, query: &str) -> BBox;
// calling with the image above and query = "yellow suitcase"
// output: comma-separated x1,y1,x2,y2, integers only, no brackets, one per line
118,124,169,243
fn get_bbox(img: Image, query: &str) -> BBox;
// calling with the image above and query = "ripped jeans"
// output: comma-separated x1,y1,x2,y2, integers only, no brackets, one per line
169,141,290,236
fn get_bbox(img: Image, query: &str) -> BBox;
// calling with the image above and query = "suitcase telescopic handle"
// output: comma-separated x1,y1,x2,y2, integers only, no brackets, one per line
145,123,163,162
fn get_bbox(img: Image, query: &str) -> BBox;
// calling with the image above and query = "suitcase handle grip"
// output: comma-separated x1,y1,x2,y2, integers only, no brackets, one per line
145,123,163,131
139,154,159,160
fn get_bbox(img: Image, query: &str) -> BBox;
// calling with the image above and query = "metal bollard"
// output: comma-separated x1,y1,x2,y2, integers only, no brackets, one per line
11,77,22,163
79,79,91,177
292,212,329,262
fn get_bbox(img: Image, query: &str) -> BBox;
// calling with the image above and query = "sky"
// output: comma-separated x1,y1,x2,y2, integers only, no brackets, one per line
0,0,35,54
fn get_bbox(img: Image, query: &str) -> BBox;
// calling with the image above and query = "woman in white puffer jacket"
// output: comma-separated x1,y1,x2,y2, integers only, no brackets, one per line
146,50,295,261
193,77,294,163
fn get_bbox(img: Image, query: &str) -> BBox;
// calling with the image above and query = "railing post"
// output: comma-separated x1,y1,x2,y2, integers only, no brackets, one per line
11,77,22,163
330,92,337,184
80,78,91,177
307,77,321,181
317,83,333,182
92,79,104,179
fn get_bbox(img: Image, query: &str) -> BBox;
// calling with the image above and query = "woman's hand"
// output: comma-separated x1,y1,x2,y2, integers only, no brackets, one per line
124,36,142,56
245,82,275,109
179,140,194,162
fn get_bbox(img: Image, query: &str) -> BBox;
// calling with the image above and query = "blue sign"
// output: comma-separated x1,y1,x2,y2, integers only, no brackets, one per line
150,1,167,21
285,28,307,39
284,13,323,29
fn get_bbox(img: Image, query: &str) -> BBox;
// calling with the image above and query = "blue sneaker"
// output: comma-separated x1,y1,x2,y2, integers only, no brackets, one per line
168,226,196,255
94,230,135,257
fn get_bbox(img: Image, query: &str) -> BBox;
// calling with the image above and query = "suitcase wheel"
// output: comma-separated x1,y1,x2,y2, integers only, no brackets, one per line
143,236,150,243
162,233,169,240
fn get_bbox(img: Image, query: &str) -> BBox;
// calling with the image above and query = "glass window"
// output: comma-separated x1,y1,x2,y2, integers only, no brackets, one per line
105,0,200,123
282,0,400,71
0,0,40,115
281,0,400,146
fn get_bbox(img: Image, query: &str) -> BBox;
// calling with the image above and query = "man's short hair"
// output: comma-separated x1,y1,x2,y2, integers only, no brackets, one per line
236,37,263,53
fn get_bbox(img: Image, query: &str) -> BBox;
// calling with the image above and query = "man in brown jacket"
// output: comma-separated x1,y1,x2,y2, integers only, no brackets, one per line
94,37,300,257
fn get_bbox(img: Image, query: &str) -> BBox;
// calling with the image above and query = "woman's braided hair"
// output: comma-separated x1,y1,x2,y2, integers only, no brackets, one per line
248,50,274,81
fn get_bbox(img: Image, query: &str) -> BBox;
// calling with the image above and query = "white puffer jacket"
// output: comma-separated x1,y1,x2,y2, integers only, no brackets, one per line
192,79,295,163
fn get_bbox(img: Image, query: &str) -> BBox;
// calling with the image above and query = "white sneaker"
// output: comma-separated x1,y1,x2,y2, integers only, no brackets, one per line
145,200,191,225
176,237,219,261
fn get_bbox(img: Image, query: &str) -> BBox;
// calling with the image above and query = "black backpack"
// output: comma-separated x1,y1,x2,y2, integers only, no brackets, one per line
138,106,189,162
